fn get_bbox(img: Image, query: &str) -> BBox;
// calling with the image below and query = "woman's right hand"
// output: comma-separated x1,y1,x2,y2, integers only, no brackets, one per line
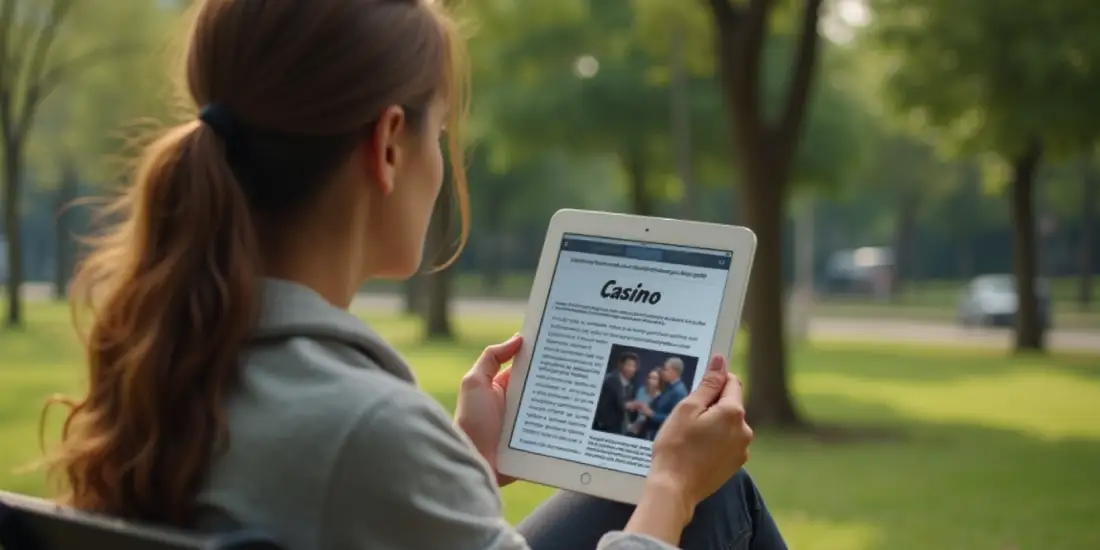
647,354,753,517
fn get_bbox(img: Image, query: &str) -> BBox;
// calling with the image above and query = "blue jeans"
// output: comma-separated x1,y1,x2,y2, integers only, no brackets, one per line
517,469,788,550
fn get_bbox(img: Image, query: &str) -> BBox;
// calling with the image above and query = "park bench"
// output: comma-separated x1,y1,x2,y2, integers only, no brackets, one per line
0,491,283,550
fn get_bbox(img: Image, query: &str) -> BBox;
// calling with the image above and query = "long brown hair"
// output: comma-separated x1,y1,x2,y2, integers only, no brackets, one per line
42,0,469,526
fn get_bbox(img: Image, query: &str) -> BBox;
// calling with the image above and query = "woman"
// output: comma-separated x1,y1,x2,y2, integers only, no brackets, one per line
44,1,787,549
628,369,662,438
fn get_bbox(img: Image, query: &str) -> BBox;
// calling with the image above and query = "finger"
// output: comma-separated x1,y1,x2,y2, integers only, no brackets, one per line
679,355,728,413
493,367,512,391
472,334,523,378
716,372,745,409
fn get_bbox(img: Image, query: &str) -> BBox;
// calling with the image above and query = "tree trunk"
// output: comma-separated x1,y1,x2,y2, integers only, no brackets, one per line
625,147,654,216
741,168,801,427
1009,141,1044,351
403,275,424,316
705,0,822,431
424,267,453,340
422,182,455,340
891,199,917,301
3,145,24,329
1078,160,1096,310
669,25,696,220
53,163,79,301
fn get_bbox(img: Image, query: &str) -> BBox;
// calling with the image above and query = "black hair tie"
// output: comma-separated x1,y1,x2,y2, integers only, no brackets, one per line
198,103,240,142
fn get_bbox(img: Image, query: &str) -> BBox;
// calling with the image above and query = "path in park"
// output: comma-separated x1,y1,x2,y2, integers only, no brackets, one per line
351,293,1100,354
19,283,1099,353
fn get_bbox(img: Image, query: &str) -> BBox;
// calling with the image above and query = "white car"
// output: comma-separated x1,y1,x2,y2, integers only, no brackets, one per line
957,274,1052,328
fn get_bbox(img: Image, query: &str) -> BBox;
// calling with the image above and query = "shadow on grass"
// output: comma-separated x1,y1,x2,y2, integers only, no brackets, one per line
744,395,1100,550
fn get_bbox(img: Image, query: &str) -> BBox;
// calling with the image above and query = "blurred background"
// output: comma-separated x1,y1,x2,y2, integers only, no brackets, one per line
1,0,1098,549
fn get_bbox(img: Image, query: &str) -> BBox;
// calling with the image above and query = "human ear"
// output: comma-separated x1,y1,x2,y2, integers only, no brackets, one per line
362,105,407,196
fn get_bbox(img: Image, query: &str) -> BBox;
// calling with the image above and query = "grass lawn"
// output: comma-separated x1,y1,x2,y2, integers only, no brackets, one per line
2,302,1100,549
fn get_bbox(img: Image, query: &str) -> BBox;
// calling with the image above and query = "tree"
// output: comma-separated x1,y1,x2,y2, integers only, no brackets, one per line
422,183,456,341
51,159,76,299
698,0,826,429
634,0,871,428
474,0,731,217
464,1,864,430
0,0,155,328
403,276,425,316
872,0,1100,351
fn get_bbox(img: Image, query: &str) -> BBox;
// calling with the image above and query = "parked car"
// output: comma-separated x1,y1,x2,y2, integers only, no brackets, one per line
957,274,1052,328
823,247,895,296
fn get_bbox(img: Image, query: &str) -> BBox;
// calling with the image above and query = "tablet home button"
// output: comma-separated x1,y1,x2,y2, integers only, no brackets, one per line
580,473,592,485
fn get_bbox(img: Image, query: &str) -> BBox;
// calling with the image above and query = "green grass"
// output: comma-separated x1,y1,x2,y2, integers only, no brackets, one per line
3,302,1100,549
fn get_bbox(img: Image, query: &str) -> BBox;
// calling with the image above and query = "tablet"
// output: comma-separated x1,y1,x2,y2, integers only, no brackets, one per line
496,209,756,504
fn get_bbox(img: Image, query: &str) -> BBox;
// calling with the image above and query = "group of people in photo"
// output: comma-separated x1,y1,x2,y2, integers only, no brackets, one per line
592,351,690,441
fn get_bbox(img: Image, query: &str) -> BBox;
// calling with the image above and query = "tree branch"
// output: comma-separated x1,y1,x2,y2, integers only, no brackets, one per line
14,43,134,141
23,0,75,100
776,0,823,149
0,0,15,84
6,1,48,100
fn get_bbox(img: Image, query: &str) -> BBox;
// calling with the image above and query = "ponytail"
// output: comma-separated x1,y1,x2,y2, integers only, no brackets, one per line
45,120,260,525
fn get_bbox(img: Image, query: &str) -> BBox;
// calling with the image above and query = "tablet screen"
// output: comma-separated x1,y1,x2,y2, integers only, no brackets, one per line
508,233,733,477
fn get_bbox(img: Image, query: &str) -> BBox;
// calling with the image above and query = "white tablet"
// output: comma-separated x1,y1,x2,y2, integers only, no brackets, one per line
496,209,757,504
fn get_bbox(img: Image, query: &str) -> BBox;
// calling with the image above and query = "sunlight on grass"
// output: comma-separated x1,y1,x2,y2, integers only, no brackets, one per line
804,368,1100,440
775,513,882,550
3,301,1100,549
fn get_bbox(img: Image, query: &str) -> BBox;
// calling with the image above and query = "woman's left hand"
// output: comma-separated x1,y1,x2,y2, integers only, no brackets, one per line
455,334,523,487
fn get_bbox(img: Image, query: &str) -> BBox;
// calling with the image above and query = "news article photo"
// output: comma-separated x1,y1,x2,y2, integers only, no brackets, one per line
591,344,700,441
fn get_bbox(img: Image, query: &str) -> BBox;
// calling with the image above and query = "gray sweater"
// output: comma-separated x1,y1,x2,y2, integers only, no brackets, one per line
195,279,675,550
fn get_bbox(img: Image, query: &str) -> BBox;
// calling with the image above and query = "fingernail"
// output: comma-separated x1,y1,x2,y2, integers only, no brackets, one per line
709,355,726,371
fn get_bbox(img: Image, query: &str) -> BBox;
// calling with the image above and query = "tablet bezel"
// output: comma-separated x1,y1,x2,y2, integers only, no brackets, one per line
496,209,757,505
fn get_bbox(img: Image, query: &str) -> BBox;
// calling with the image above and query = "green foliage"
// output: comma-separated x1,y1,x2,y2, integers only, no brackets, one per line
630,0,714,75
463,0,735,213
871,0,1100,160
1038,153,1100,222
25,0,179,188
469,0,872,211
789,46,875,190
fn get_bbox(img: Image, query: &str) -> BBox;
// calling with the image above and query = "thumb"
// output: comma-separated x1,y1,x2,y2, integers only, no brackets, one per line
472,334,523,378
680,355,728,413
